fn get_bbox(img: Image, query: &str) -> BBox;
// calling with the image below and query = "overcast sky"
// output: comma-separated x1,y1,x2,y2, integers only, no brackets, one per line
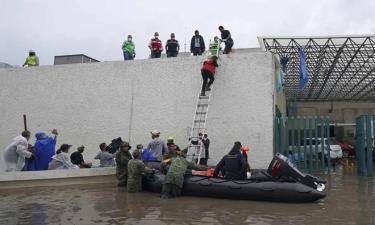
1,0,374,65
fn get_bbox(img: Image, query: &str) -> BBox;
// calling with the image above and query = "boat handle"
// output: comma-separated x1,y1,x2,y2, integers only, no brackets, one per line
261,188,275,191
228,186,241,189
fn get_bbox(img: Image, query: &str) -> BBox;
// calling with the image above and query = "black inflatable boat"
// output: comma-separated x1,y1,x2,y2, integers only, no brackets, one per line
143,153,326,203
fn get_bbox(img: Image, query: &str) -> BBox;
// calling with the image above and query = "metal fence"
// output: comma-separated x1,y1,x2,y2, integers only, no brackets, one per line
356,115,374,177
275,116,332,174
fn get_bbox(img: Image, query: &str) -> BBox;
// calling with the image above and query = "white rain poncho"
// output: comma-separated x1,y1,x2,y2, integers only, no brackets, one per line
3,135,32,171
48,152,79,170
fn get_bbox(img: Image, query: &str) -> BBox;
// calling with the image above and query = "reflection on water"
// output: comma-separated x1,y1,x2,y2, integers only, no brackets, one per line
0,166,374,225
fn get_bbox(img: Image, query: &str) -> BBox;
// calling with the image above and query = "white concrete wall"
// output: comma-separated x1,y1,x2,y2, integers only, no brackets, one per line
0,52,275,170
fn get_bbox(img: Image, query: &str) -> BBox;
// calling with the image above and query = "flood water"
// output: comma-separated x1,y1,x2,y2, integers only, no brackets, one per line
0,165,374,225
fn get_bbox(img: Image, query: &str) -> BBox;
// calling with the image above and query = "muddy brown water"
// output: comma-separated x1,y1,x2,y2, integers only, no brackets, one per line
0,166,374,225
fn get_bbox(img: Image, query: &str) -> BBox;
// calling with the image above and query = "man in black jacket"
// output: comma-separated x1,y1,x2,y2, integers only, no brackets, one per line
214,142,247,179
190,30,205,56
218,25,234,54
166,33,180,57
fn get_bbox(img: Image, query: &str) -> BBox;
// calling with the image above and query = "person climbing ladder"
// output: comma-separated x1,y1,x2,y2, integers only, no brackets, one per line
200,56,219,96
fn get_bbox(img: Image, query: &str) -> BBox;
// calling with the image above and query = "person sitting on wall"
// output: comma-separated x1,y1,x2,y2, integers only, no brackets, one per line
22,50,39,67
48,144,79,170
213,142,247,180
70,145,92,168
94,142,116,167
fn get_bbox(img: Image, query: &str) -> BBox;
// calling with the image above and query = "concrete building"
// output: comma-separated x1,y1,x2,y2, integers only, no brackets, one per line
0,51,282,170
54,54,100,65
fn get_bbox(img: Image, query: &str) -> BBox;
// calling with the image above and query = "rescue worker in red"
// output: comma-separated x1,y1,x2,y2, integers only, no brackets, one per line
148,32,163,58
200,56,219,96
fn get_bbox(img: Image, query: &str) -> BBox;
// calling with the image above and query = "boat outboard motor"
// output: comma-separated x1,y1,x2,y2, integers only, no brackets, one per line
267,153,326,191
106,137,124,154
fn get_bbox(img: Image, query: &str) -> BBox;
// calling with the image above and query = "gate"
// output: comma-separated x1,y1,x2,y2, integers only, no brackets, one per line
275,116,332,174
356,115,374,176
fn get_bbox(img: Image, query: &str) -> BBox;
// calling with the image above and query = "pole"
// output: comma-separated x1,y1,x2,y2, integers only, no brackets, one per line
128,96,134,143
23,114,27,131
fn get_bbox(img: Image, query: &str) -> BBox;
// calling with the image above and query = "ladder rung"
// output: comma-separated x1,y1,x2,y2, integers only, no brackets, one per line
199,96,209,99
196,112,207,115
197,104,208,107
194,120,205,123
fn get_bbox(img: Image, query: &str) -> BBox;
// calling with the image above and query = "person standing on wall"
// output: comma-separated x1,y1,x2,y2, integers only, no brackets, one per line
190,30,205,56
218,25,234,54
200,56,219,96
148,32,163,58
22,50,39,67
122,35,136,60
165,33,180,58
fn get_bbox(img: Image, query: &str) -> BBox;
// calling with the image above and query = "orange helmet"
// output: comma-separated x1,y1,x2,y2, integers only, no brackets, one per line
241,146,249,152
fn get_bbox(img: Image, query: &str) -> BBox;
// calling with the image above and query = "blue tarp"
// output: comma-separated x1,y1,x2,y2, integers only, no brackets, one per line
298,48,309,90
141,148,157,161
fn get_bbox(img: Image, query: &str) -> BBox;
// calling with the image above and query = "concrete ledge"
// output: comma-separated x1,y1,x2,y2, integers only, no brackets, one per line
0,168,116,189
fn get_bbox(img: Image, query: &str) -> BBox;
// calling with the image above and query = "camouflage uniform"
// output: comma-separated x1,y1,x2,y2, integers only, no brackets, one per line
127,159,153,193
115,150,132,186
161,156,207,198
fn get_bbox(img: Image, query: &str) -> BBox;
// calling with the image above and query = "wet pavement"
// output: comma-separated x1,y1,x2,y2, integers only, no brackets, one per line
0,165,374,225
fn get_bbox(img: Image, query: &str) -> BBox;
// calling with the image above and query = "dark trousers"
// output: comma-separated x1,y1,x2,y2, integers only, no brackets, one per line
167,52,178,57
192,48,203,56
223,40,234,54
123,52,134,60
151,51,161,58
201,69,215,94
161,183,182,198
199,158,208,166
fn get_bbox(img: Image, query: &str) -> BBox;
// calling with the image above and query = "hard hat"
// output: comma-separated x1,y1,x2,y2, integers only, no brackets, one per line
29,50,35,53
150,129,160,135
167,136,174,143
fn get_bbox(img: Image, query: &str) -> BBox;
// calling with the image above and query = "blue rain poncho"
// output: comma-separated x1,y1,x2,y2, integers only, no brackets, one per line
33,132,57,170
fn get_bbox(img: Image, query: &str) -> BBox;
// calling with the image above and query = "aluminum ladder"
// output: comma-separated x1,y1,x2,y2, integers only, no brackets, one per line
187,39,221,164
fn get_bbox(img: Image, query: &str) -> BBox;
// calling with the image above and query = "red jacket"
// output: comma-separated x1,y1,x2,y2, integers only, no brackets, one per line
149,38,163,52
202,59,217,74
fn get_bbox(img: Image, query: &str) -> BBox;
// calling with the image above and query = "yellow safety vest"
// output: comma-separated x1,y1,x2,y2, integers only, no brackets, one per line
26,56,37,66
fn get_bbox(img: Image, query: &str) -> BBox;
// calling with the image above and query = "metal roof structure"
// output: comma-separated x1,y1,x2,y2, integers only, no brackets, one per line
259,35,375,101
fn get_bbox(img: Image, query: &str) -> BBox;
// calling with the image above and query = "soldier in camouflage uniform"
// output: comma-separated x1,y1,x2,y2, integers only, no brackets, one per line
161,148,207,198
115,141,132,187
127,150,154,193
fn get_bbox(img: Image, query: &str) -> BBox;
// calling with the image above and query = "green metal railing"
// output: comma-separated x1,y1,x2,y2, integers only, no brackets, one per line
356,115,374,177
275,116,331,174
